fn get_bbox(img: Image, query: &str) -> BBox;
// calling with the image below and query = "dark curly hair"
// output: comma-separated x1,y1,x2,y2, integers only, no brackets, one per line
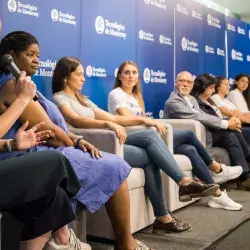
0,31,39,74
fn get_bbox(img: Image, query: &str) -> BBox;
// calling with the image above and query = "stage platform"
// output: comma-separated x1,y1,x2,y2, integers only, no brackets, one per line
89,187,250,250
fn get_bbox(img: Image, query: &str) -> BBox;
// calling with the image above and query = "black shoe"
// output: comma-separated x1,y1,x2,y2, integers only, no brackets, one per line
179,180,219,202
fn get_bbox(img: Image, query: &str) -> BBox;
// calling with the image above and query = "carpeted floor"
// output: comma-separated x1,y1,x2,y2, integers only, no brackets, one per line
89,188,250,250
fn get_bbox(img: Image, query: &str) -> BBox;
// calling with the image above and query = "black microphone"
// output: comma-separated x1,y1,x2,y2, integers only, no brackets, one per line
1,54,39,101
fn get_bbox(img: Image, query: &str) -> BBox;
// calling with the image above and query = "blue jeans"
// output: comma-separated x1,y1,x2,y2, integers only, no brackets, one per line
124,129,186,217
173,129,215,184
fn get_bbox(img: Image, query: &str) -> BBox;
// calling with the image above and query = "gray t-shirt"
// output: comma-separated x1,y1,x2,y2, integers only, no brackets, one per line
53,91,97,119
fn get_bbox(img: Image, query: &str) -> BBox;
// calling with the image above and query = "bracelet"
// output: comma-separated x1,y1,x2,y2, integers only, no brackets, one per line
74,137,87,148
5,140,12,152
5,139,17,152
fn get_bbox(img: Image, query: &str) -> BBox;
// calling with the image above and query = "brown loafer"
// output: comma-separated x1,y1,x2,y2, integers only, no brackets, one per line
152,217,192,234
237,178,250,191
179,181,219,202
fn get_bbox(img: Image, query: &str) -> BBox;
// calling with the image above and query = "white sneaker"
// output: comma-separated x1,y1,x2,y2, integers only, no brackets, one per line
43,229,91,250
136,240,153,250
211,164,243,183
208,190,242,211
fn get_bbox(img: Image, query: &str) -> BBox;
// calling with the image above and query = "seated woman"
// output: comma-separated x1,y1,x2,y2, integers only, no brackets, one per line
0,71,83,250
52,58,221,233
0,31,152,250
227,74,250,113
191,73,250,191
211,76,250,124
108,61,243,211
210,76,250,144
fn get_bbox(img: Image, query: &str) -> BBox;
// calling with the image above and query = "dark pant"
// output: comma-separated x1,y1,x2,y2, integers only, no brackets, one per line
173,129,215,184
211,129,250,180
0,151,80,245
242,127,250,147
10,186,75,241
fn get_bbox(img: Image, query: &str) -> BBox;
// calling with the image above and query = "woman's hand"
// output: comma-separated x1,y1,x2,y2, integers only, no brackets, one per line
107,121,127,144
77,139,103,159
15,121,51,150
143,118,167,134
15,71,37,102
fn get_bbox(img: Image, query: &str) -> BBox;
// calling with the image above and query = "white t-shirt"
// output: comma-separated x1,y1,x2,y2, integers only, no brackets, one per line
210,94,236,118
227,89,250,113
108,87,143,116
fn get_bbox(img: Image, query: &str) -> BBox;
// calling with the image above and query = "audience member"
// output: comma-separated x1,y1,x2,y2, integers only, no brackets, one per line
164,71,250,191
227,74,250,113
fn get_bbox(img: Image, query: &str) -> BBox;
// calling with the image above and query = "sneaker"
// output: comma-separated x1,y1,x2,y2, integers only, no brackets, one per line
208,190,242,211
43,229,91,250
211,164,243,183
136,240,153,250
238,177,250,191
152,217,192,234
179,180,219,202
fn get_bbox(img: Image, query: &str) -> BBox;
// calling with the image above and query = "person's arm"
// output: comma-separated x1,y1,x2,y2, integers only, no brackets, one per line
58,105,110,129
217,106,233,118
58,103,147,128
0,80,73,146
165,100,226,129
210,95,234,118
116,107,136,117
94,107,167,134
232,109,250,124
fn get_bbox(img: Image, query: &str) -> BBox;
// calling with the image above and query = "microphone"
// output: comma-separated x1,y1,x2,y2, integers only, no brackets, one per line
1,54,39,101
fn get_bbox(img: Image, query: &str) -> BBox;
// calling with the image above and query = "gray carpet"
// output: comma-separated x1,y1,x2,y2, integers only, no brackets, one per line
89,188,250,250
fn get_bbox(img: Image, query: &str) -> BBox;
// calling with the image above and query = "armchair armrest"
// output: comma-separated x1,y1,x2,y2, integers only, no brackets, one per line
157,119,206,147
69,128,124,158
124,124,174,154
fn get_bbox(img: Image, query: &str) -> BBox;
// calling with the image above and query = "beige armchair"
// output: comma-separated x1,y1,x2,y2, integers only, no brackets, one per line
69,127,154,240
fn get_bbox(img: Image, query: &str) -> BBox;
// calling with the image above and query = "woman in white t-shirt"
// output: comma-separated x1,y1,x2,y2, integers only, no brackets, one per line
108,61,243,211
211,76,250,125
227,74,250,113
52,57,229,235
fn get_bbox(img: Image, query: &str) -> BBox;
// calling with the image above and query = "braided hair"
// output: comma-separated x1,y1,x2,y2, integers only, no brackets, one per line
0,31,39,74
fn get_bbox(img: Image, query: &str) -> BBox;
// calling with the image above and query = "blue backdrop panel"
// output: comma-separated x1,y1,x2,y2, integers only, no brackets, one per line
247,25,250,75
81,0,136,110
175,0,205,78
0,0,81,99
136,0,174,118
227,16,248,84
203,8,226,76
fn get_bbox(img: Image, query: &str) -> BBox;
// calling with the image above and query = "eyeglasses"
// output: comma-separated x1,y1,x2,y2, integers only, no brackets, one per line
177,79,194,85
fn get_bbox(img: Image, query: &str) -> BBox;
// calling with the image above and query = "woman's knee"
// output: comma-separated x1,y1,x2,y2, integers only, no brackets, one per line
176,144,198,156
184,130,196,140
140,129,159,139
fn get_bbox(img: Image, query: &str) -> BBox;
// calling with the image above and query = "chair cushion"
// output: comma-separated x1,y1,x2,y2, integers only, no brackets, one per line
173,154,193,171
127,168,145,191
